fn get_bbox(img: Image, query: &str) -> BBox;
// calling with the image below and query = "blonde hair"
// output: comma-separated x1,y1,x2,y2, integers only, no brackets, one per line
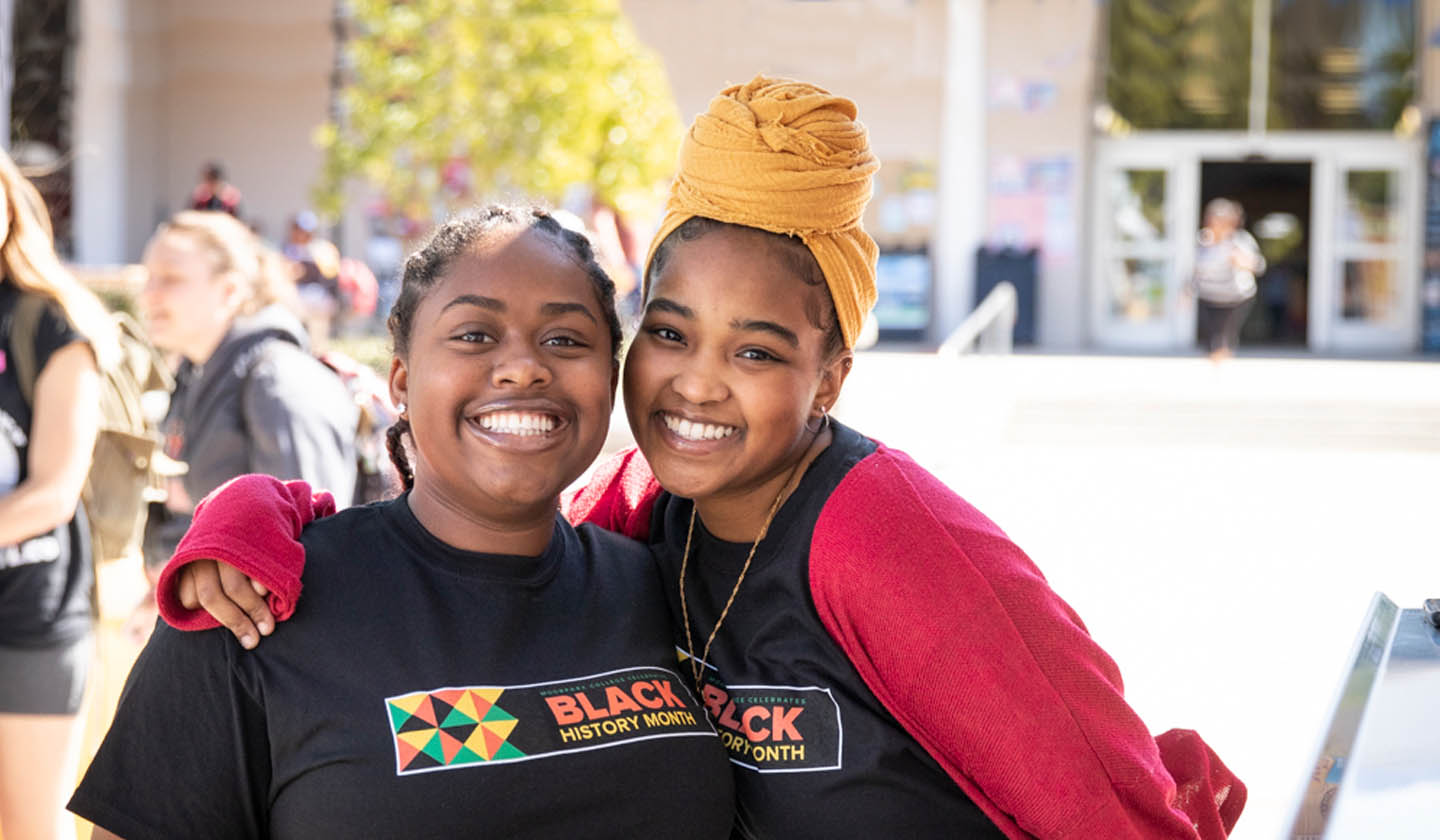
154,211,295,315
1,149,119,368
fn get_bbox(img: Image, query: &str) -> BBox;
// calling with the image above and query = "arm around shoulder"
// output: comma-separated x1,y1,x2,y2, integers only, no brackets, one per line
561,446,661,540
807,448,1243,839
156,475,336,630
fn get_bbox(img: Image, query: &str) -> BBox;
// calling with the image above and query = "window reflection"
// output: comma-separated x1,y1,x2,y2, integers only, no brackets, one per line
1102,0,1416,132
1343,171,1397,243
1110,258,1169,322
1111,169,1167,241
1341,260,1396,321
1269,0,1415,131
1104,0,1252,130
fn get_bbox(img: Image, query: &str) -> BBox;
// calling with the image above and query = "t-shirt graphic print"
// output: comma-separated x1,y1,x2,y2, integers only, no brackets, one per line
387,666,713,774
683,650,842,774
71,501,734,839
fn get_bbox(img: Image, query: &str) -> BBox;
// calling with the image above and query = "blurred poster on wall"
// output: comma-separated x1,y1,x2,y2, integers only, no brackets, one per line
1424,120,1440,352
874,249,932,339
865,162,936,338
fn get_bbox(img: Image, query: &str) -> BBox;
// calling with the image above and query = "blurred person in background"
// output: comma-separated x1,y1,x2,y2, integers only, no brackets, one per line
586,199,644,324
0,148,119,840
283,210,344,343
1189,198,1265,362
363,217,404,333
188,162,242,217
138,211,356,590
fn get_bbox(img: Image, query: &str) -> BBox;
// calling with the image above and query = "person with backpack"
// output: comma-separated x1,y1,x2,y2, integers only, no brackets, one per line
138,211,357,581
0,148,120,840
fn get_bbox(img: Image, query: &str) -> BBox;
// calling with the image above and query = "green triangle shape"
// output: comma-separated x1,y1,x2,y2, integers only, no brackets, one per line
493,741,526,760
482,704,516,723
450,746,483,765
388,703,412,733
421,731,446,763
442,706,476,727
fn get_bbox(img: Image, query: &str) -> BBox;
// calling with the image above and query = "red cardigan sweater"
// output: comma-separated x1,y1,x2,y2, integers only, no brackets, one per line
160,448,1244,840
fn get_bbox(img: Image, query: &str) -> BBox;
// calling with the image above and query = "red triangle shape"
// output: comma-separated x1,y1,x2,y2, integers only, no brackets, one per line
396,737,421,768
433,688,464,707
439,729,464,763
412,695,438,727
484,727,505,757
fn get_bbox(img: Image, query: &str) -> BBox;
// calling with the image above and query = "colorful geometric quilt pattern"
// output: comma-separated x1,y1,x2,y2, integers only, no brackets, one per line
387,687,525,774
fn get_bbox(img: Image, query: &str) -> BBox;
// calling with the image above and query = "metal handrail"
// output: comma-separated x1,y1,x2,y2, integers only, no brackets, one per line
937,281,1017,356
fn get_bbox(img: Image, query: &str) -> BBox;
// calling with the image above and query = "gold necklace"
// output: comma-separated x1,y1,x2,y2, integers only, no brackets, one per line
678,440,817,698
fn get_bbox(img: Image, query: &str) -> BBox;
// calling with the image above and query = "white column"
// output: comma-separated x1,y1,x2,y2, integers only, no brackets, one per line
1,0,14,150
72,0,129,264
931,0,986,344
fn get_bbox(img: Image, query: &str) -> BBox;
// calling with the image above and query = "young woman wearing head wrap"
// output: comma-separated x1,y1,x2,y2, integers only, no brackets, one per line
153,76,1244,839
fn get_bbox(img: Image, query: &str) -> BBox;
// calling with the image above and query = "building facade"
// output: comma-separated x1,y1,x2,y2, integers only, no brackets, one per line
60,0,1440,354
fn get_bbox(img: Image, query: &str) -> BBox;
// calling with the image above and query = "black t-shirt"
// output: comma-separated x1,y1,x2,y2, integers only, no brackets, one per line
651,421,1007,839
71,498,734,838
0,284,92,647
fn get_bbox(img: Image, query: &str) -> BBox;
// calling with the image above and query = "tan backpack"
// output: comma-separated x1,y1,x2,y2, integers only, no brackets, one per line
10,293,173,563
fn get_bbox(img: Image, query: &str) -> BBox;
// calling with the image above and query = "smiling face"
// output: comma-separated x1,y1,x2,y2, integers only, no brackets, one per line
623,224,850,532
391,225,617,539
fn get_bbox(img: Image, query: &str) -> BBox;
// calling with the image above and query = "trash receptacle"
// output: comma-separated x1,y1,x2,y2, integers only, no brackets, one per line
974,247,1037,345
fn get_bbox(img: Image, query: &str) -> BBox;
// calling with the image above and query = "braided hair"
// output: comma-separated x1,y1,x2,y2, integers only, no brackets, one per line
385,205,622,492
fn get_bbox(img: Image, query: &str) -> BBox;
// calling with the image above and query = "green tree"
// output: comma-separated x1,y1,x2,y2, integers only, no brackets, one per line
314,0,682,223
1105,0,1251,131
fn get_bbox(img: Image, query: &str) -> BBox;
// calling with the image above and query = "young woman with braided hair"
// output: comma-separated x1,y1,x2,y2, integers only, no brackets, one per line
153,79,1245,838
71,205,732,839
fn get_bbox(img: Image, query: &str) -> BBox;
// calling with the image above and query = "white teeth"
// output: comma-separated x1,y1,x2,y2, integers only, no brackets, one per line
662,414,737,442
479,411,558,436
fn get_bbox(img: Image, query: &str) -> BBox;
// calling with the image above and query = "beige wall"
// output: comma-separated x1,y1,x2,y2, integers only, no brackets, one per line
982,0,1099,347
76,0,333,263
622,0,947,165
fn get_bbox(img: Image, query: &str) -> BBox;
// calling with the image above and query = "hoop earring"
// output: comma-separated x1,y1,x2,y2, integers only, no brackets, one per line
805,405,829,435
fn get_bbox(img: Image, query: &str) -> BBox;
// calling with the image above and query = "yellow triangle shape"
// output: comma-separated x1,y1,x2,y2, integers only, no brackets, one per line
472,687,503,704
482,717,518,741
390,693,429,716
398,728,437,750
452,690,479,720
465,725,494,759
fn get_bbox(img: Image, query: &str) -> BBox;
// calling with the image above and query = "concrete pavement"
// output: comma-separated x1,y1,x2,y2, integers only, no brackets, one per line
832,351,1440,839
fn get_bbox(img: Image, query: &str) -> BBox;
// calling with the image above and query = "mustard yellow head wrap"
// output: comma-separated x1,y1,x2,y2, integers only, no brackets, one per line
643,75,880,348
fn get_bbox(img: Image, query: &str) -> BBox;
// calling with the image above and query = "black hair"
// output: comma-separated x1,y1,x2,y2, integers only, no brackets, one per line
203,162,224,181
645,216,844,360
385,203,622,491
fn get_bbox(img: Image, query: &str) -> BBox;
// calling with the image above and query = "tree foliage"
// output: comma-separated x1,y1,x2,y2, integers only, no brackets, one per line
1105,0,1251,131
314,0,682,223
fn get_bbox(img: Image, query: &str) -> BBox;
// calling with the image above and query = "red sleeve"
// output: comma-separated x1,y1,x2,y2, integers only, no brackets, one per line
808,446,1244,840
155,475,335,631
560,447,662,541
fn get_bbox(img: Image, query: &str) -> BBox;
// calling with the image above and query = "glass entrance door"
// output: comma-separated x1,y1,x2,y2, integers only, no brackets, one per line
1313,150,1419,351
1091,145,1196,349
